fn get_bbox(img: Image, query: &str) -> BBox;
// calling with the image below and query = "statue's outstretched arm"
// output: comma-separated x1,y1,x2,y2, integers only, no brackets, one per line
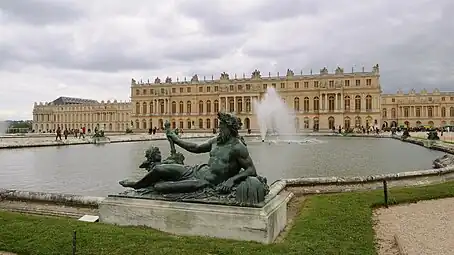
172,136,215,154
138,160,148,168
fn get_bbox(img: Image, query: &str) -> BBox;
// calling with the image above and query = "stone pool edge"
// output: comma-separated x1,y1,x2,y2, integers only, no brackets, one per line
0,134,216,149
0,132,390,150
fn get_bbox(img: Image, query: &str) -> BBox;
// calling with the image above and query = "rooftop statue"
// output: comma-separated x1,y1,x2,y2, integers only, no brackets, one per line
118,112,269,206
251,69,261,79
220,72,229,80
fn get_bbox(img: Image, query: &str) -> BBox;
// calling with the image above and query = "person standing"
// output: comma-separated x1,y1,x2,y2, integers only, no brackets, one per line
56,127,62,141
80,126,86,139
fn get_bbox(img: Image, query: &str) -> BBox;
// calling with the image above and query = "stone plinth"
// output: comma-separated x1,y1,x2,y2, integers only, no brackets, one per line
99,190,293,244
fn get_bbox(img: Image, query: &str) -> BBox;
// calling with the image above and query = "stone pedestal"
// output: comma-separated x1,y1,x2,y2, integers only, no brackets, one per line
424,140,436,148
99,191,293,244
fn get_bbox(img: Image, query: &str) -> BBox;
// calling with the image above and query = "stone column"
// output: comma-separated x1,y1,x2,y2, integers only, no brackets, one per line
361,94,366,112
242,96,245,113
233,96,238,113
324,94,328,111
333,94,336,112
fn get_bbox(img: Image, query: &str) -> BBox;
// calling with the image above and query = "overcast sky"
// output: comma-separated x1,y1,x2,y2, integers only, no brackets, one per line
0,0,452,120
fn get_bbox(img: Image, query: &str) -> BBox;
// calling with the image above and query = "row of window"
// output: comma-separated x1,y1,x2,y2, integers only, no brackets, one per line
135,79,374,96
35,105,130,112
396,120,454,127
389,96,454,103
134,95,375,115
293,95,373,111
383,106,454,118
133,116,370,131
34,112,130,122
36,123,128,132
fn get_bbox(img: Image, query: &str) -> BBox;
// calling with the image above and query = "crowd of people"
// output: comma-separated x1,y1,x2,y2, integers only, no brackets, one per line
54,126,89,140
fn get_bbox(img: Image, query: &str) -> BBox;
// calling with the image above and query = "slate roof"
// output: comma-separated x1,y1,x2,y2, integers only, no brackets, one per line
52,96,98,105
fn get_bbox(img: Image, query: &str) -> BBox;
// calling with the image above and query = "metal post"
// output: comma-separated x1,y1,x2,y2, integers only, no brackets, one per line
383,180,388,208
72,231,77,255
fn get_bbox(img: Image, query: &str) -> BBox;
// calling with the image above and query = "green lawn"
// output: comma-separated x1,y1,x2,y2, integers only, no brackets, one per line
2,181,454,255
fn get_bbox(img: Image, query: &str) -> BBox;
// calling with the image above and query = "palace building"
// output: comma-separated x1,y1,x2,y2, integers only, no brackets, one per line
32,64,454,133
381,89,454,128
32,96,131,133
130,65,382,132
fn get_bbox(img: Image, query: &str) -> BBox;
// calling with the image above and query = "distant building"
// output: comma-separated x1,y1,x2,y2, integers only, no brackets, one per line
381,89,454,128
31,64,454,133
129,65,382,131
32,96,131,132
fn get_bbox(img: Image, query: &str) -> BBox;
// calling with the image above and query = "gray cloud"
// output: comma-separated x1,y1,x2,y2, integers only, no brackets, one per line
177,0,318,35
0,0,453,120
0,0,83,25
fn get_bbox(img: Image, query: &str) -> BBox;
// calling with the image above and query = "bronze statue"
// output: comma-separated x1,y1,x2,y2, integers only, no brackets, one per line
118,112,269,206
427,130,440,140
137,146,185,172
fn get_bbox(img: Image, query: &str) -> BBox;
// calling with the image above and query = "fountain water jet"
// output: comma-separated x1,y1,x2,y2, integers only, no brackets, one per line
253,87,297,142
0,120,8,135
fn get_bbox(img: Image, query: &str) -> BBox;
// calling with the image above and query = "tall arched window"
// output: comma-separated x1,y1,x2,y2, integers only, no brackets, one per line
355,116,361,127
237,98,243,112
344,96,350,111
214,100,219,112
179,101,184,113
159,100,164,114
328,95,335,112
142,102,147,114
303,97,309,112
328,116,335,130
149,101,154,114
245,98,251,112
313,117,319,130
427,106,433,117
198,100,204,114
206,100,211,113
229,99,234,112
294,97,300,111
135,102,140,114
313,97,319,111
344,117,351,129
171,101,177,114
365,95,372,111
416,107,421,117
186,101,192,113
355,95,361,111
303,117,309,129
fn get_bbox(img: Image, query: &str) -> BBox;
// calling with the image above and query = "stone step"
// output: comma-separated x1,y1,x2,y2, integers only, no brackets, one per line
1,207,84,219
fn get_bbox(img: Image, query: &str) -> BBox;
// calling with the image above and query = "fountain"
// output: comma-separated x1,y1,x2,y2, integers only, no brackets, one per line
253,87,298,142
253,87,323,145
0,120,8,135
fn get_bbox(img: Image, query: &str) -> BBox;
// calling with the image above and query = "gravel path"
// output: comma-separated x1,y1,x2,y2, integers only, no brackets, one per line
374,197,454,255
